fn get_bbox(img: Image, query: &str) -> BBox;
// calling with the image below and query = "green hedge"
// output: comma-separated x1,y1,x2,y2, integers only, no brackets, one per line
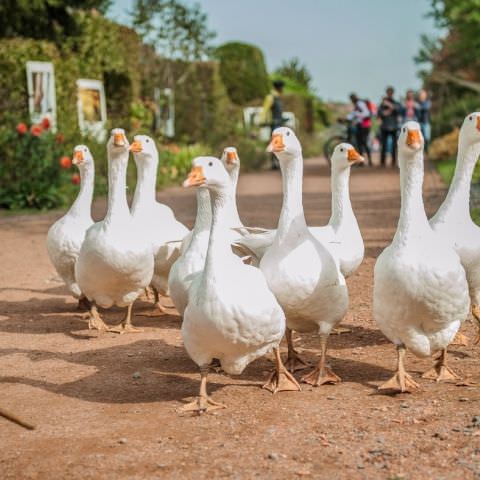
214,42,270,105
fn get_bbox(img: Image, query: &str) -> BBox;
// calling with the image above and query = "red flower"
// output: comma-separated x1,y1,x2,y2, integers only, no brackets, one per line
41,117,51,130
30,124,42,137
16,123,28,135
60,156,72,169
71,173,81,185
55,133,65,144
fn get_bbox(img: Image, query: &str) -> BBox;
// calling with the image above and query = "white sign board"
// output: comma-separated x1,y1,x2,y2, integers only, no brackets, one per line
26,61,57,131
76,79,107,142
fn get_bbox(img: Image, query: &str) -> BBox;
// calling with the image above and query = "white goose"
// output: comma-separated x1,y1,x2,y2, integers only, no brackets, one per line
220,146,244,229
430,112,480,343
236,143,364,277
47,145,94,308
310,143,365,277
260,127,349,386
168,186,211,317
75,129,154,332
130,135,189,314
180,156,299,413
374,122,470,392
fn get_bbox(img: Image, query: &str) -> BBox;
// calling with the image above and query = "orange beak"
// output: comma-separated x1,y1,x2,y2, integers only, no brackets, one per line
183,166,206,187
347,148,364,164
476,116,480,131
130,141,142,153
113,133,126,147
226,150,238,165
267,134,285,153
73,150,84,165
406,129,422,149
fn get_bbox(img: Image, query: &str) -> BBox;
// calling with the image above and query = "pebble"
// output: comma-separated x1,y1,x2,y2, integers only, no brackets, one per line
267,453,279,461
400,402,409,409
459,397,469,402
326,396,336,400
118,438,128,444
132,372,141,379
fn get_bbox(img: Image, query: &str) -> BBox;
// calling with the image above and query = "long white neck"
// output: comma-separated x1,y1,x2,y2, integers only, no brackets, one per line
202,184,235,288
329,165,354,229
104,149,130,225
394,149,429,244
68,163,94,219
225,164,243,227
185,187,212,254
131,154,158,216
276,153,308,243
436,139,480,222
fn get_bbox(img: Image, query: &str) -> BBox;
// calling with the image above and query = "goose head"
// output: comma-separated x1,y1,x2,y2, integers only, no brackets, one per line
108,128,129,158
221,146,239,173
266,127,302,162
331,143,364,170
183,156,231,193
397,121,424,160
129,135,158,167
72,145,94,171
459,112,480,146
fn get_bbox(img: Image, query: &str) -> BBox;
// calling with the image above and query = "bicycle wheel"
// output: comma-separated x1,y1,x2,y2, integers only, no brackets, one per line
323,135,345,166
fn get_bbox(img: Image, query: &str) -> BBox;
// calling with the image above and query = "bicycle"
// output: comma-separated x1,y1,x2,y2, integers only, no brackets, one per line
323,118,356,165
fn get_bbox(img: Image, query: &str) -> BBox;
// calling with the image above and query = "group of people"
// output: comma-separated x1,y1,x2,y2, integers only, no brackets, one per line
348,86,431,167
260,80,432,169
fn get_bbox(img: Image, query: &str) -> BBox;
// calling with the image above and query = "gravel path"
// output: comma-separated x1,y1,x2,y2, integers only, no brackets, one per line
0,157,478,479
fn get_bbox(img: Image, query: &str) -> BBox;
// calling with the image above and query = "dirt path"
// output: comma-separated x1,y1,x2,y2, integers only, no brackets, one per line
0,158,479,479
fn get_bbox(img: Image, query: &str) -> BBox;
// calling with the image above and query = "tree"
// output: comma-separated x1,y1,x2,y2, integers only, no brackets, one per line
131,0,215,62
214,42,270,105
274,57,312,90
415,0,480,136
0,0,112,41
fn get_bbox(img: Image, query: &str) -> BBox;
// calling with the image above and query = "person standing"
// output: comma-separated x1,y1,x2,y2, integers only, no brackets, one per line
401,89,420,123
378,86,401,167
260,80,285,170
417,89,432,153
348,93,372,166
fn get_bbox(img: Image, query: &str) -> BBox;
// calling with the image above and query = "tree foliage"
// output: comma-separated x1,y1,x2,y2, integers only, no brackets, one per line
416,0,480,136
274,57,312,91
214,42,270,105
0,0,111,41
131,0,215,61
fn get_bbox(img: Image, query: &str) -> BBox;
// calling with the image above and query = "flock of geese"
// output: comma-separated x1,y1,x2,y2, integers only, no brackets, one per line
46,114,480,413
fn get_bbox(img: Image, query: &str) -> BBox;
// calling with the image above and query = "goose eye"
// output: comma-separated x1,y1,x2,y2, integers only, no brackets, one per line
208,161,213,167
340,148,344,152
146,139,149,142
286,131,290,136
403,128,406,133
469,116,473,121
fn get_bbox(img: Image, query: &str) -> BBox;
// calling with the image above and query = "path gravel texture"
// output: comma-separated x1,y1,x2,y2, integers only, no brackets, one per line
0,157,479,479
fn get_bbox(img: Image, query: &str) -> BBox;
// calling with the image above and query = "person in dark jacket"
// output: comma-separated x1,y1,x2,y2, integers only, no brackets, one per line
261,80,285,170
378,86,401,167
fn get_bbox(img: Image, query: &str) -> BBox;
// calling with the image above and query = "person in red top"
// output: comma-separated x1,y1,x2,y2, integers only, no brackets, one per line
348,93,372,166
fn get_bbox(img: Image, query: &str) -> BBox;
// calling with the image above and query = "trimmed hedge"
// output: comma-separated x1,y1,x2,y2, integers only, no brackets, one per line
214,42,270,105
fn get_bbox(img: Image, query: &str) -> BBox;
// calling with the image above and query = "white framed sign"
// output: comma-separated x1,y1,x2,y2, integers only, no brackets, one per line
154,87,175,137
26,61,57,131
76,79,107,142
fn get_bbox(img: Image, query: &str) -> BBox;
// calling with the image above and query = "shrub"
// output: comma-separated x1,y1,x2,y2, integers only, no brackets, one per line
0,120,72,209
156,143,211,188
214,42,270,105
428,128,459,162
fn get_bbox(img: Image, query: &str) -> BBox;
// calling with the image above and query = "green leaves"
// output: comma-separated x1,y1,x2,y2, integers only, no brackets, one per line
131,0,215,62
0,123,71,210
214,42,270,105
